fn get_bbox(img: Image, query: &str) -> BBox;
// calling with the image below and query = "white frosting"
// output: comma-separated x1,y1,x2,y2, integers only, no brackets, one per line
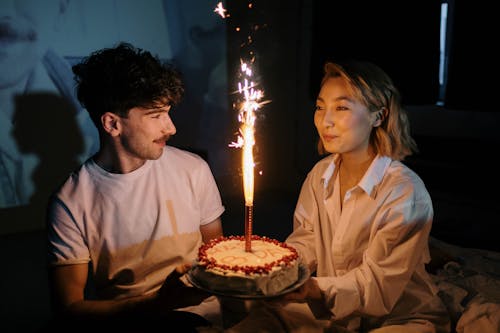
206,239,293,267
193,237,300,295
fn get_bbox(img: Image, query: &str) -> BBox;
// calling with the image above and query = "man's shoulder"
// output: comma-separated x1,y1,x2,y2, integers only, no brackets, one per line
53,159,94,195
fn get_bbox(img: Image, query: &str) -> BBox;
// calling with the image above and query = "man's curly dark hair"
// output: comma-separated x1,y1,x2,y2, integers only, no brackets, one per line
72,42,184,128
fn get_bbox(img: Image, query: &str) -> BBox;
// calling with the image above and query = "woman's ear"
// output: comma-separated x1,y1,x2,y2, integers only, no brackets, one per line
373,107,387,127
101,112,121,136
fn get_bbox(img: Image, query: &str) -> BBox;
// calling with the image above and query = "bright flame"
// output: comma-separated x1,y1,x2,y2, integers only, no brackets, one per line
241,119,255,205
229,60,268,206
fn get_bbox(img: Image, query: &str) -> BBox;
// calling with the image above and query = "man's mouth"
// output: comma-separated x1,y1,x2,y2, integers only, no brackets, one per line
154,136,170,144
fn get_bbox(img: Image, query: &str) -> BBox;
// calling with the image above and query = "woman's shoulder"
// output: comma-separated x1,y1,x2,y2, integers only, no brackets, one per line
384,159,430,200
311,154,335,171
387,160,424,184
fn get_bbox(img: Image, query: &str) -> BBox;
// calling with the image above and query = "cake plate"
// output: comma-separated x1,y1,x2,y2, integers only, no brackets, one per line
186,263,310,299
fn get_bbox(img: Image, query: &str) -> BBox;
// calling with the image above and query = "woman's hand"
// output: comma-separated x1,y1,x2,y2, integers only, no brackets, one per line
277,277,322,304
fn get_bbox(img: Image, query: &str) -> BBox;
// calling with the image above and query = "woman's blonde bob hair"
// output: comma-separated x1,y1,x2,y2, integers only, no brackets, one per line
317,61,417,161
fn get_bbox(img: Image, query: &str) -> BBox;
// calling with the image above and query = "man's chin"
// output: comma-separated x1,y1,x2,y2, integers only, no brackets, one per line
151,147,165,160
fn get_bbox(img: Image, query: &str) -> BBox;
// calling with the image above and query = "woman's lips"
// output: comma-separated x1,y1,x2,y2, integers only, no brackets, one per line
322,134,336,142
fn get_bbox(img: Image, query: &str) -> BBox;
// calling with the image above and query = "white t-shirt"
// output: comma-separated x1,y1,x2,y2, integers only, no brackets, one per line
47,145,225,300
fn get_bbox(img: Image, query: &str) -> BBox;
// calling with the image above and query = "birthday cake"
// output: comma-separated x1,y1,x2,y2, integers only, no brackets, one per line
190,235,300,296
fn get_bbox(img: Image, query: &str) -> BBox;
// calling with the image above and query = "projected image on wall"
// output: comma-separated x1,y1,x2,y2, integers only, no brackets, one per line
0,0,228,233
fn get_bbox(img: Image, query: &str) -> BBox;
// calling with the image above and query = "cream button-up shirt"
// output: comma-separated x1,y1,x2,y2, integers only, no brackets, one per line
286,154,448,330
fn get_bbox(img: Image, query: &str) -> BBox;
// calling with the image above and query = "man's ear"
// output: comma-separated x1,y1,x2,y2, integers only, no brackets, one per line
101,112,121,136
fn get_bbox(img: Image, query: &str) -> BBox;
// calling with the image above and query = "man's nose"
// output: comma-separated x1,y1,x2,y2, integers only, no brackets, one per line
162,114,176,135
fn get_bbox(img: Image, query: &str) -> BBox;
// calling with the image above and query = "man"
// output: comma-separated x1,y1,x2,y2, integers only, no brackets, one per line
46,42,225,332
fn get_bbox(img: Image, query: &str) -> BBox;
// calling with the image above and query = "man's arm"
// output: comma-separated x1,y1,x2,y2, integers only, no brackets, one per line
47,263,212,331
48,263,156,318
48,263,209,320
200,217,223,243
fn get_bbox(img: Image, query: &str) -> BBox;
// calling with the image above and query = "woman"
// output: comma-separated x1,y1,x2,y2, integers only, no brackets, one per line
227,61,451,333
279,60,451,332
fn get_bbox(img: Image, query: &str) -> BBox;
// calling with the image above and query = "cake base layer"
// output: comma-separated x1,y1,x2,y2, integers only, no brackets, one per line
192,236,299,296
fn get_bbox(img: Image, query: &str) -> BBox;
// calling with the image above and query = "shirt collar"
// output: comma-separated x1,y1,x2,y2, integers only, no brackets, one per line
359,155,392,197
321,154,392,197
320,154,340,189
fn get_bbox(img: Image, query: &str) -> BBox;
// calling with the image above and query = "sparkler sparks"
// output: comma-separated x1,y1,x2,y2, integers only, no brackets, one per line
229,59,270,251
214,1,269,252
229,60,268,204
214,2,227,18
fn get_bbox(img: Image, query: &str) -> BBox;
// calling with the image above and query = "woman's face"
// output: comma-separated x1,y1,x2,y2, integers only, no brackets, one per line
314,77,377,156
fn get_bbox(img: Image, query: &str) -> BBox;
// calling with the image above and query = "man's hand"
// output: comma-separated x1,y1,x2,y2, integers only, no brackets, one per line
156,264,212,310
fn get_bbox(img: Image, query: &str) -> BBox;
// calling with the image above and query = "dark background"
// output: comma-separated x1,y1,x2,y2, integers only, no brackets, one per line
1,1,499,331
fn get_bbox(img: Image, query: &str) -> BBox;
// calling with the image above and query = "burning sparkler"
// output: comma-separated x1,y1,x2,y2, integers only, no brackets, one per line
216,2,269,252
229,60,267,251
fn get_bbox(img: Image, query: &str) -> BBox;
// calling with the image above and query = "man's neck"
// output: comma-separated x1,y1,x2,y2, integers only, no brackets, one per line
93,145,146,174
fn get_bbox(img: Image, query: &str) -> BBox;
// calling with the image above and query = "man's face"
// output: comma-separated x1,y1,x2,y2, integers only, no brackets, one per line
117,105,177,161
0,0,64,88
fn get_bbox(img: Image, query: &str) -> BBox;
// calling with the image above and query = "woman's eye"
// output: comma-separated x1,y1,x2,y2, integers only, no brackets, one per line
315,105,324,112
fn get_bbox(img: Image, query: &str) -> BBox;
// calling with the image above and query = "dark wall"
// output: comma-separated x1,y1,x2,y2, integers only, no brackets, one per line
310,1,441,106
445,1,499,111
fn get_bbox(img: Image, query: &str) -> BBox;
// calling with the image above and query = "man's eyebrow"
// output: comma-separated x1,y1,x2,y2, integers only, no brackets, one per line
143,106,170,115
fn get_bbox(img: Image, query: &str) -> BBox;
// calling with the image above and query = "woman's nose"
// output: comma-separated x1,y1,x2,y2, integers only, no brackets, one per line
322,108,334,127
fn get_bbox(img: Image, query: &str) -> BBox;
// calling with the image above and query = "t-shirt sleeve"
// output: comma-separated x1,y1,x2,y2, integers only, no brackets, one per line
194,159,225,225
46,195,91,266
